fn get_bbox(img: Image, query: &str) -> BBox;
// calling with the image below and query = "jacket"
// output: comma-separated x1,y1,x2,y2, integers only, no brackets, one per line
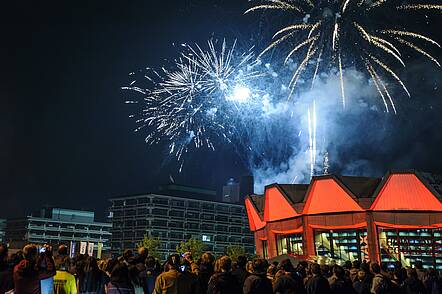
207,272,242,294
305,274,331,294
154,269,197,294
13,260,41,294
243,273,273,294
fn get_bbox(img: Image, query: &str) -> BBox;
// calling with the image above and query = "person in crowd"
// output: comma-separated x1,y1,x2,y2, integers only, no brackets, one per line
120,249,134,265
140,256,160,294
392,267,407,289
0,243,8,267
267,264,278,282
13,244,41,294
273,268,297,294
305,263,331,294
414,261,426,282
0,243,14,294
246,261,254,274
105,258,120,278
344,261,353,280
243,258,273,294
180,257,201,294
353,270,371,294
182,251,199,275
128,265,144,294
135,247,148,265
328,265,356,294
232,255,249,287
154,253,192,294
400,268,426,294
97,258,110,275
53,257,78,294
350,261,361,283
78,256,108,294
207,256,241,294
107,262,134,294
38,244,56,294
321,264,332,279
424,268,442,294
55,244,69,269
276,259,305,294
370,262,391,294
197,252,215,294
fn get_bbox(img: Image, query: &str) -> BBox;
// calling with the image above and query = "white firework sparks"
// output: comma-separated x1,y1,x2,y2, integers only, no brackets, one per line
123,39,264,169
246,0,441,111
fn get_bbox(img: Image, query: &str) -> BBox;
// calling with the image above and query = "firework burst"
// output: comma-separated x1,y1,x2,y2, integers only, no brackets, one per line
246,0,441,113
122,39,264,170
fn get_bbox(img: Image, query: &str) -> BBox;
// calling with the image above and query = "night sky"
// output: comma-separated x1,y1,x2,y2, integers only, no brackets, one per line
1,0,441,220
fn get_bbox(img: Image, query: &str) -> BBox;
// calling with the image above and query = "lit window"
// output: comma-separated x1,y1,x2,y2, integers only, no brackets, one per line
202,235,211,242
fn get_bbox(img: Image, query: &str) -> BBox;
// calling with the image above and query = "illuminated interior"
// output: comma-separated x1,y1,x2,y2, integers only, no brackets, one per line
276,234,303,256
314,229,368,262
378,227,441,269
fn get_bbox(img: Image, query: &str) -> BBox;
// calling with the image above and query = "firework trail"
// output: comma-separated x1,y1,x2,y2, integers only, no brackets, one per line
122,39,264,170
307,100,317,177
245,0,441,112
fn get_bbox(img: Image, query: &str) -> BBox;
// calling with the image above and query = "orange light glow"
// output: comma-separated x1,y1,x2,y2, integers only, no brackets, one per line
264,186,300,221
303,179,363,214
370,174,442,211
309,222,367,230
245,198,266,231
271,227,303,234
375,221,442,229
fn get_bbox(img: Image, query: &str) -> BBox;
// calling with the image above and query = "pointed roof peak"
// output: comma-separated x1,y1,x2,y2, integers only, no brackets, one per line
303,177,364,215
370,173,442,211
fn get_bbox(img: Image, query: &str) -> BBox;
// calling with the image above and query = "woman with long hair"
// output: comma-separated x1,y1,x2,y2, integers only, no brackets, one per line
107,263,134,294
78,256,108,294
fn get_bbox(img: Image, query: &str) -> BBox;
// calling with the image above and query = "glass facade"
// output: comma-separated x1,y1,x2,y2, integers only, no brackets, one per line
378,227,442,269
276,234,303,256
314,229,368,262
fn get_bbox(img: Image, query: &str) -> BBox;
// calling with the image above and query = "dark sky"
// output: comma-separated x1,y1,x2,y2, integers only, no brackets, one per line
0,0,441,220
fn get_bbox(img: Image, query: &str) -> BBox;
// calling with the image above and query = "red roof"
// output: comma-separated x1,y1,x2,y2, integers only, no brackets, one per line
245,198,266,231
263,186,300,221
370,173,442,211
303,178,363,214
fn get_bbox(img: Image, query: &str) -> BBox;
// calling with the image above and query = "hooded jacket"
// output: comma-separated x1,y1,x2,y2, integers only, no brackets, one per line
13,260,41,294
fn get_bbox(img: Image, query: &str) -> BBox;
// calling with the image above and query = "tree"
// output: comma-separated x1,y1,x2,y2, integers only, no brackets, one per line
137,235,162,260
176,238,207,261
226,245,257,261
226,245,246,262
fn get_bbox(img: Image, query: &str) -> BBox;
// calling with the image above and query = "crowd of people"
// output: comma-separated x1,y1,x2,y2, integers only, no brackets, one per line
1,242,441,294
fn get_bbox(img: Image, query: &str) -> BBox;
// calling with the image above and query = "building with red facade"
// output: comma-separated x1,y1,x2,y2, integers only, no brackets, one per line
245,170,442,269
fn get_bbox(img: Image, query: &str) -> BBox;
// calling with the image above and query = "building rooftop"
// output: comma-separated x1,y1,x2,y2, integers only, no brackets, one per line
246,170,442,218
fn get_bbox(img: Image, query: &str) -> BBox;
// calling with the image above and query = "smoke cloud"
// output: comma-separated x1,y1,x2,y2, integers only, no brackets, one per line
250,68,392,193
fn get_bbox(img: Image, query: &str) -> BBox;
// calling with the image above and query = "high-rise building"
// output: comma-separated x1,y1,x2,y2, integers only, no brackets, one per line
240,175,254,202
109,186,255,259
222,178,240,203
0,219,6,243
6,207,112,256
222,176,254,204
